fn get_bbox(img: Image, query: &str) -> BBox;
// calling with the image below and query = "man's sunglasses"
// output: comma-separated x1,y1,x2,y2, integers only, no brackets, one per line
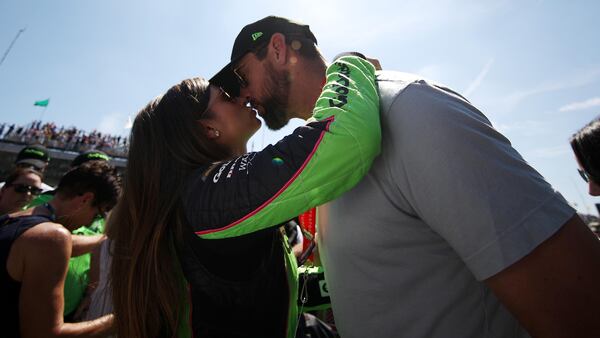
7,183,43,195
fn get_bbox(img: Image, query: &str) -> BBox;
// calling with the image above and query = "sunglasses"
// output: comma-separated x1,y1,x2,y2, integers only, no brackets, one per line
577,168,597,183
7,183,43,196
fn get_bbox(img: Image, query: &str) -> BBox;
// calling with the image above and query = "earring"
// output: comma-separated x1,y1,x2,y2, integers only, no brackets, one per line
214,130,220,137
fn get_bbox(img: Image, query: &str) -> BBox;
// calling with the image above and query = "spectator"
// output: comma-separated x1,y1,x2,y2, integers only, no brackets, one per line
0,161,120,337
0,144,53,193
15,144,50,173
571,117,600,196
1,121,129,158
0,168,43,215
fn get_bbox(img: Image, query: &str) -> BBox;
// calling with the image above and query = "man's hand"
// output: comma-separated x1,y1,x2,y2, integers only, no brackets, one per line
71,234,106,257
332,52,382,70
365,57,382,70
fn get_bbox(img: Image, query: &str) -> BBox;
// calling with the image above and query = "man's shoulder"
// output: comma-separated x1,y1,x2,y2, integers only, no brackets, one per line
10,220,71,281
377,70,455,98
375,71,434,114
377,71,473,121
18,221,72,250
376,70,423,83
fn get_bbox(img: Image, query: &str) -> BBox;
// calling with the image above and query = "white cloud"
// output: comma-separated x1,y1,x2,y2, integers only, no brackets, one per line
494,119,553,137
415,64,442,80
464,58,494,97
559,97,600,112
531,145,571,159
97,112,129,136
125,115,133,129
297,0,509,50
504,68,600,111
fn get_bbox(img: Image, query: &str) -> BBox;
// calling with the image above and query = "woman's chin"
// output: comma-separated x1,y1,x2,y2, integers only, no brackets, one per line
253,118,262,131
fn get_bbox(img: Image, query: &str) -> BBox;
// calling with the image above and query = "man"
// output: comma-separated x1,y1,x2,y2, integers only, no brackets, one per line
26,149,113,318
0,161,120,337
0,168,43,215
210,16,600,337
14,144,50,173
1,144,53,192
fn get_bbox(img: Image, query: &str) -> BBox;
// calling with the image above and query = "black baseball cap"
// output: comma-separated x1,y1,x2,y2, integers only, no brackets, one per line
15,144,50,170
209,16,317,96
71,150,110,167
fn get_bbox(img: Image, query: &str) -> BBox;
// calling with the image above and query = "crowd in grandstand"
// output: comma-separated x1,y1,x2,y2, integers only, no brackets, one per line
0,120,128,157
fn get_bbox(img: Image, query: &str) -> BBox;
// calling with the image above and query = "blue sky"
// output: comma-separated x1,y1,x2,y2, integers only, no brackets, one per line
1,0,599,214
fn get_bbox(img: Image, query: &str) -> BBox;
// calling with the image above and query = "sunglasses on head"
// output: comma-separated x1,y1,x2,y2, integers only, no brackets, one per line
7,183,43,196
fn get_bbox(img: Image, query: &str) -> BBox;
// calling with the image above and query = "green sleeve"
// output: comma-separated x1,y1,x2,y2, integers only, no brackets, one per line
194,56,380,239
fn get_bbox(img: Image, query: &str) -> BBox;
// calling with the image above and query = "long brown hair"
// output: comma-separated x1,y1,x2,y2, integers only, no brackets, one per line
108,77,230,337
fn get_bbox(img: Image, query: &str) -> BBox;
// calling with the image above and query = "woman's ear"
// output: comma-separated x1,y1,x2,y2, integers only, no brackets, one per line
197,120,221,140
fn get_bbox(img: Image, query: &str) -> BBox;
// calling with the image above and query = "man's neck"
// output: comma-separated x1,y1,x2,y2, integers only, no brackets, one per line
288,56,327,120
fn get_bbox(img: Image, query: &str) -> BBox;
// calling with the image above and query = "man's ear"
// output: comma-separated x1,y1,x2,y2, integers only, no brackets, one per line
81,191,95,205
269,33,288,66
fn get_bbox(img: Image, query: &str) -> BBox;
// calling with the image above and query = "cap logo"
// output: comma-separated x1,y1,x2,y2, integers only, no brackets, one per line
87,153,110,161
23,149,45,158
251,32,263,41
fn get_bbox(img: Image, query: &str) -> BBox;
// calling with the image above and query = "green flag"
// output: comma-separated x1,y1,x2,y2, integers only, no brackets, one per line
34,98,49,107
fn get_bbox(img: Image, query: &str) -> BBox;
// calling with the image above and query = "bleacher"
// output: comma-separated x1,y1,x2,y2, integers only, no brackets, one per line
0,121,127,186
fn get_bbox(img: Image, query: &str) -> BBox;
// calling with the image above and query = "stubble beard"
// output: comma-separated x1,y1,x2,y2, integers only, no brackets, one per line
261,63,292,131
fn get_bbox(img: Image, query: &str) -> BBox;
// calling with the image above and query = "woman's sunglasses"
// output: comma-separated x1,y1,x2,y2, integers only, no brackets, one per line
577,168,599,184
7,183,43,196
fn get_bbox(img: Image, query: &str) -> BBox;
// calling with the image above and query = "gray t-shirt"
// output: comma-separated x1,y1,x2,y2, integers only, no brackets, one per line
318,71,575,338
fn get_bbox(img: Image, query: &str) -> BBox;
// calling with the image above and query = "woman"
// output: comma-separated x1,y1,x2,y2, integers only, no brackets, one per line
571,117,600,196
108,56,380,337
0,168,43,215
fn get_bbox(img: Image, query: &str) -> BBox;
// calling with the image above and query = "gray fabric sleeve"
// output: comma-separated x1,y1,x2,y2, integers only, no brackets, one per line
387,80,575,280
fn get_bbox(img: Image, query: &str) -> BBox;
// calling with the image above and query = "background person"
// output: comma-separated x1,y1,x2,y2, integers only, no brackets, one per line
0,144,53,192
26,149,113,319
211,15,600,338
571,116,600,196
14,144,50,173
0,168,43,215
0,161,120,337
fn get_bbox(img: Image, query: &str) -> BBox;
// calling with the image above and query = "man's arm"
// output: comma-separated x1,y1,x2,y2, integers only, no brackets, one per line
71,234,105,257
190,56,380,239
485,215,600,337
383,77,600,336
18,222,113,338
